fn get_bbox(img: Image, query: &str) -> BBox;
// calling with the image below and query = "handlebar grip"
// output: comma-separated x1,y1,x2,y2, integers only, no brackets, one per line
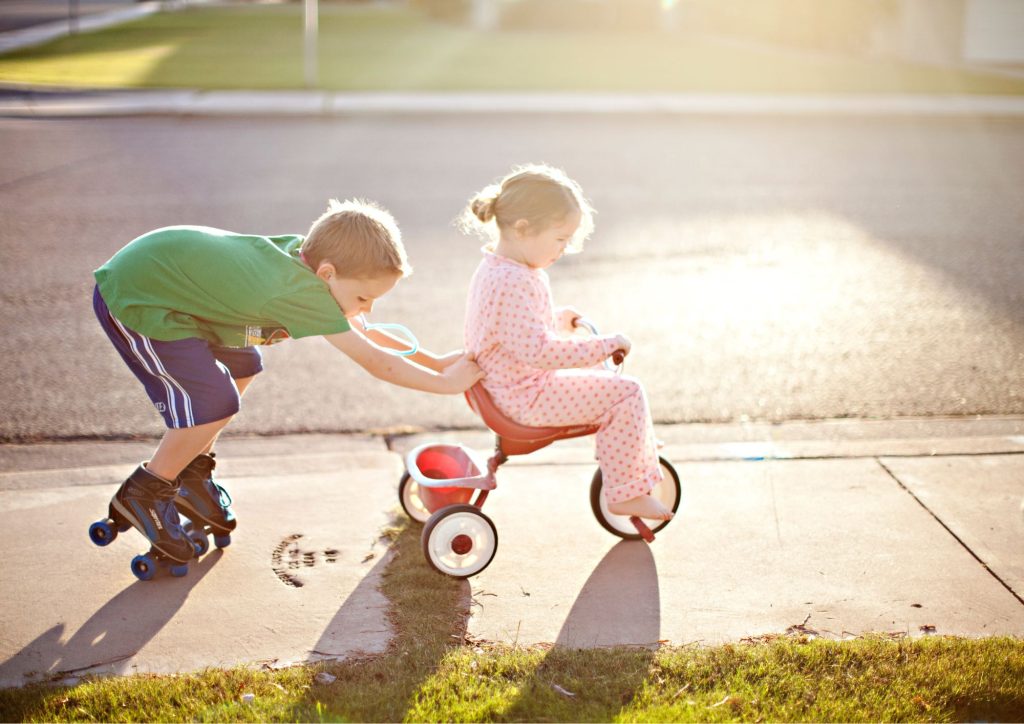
612,350,626,366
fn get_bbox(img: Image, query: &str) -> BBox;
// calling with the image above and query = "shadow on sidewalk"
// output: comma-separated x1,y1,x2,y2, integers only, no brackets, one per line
306,552,393,663
0,550,222,686
502,540,662,718
288,519,472,721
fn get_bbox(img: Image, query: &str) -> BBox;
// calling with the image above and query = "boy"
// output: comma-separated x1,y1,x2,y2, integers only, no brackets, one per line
93,198,483,566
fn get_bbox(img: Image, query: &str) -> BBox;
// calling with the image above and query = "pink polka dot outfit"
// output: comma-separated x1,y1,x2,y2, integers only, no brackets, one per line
464,252,662,504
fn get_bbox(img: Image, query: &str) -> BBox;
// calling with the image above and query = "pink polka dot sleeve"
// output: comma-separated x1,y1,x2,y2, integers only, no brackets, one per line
479,258,614,370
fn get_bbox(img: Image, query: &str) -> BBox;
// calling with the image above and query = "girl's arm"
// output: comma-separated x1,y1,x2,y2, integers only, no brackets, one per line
498,279,623,370
324,329,483,393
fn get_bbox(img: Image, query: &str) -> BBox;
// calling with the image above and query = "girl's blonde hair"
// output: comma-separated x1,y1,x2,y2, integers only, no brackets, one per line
302,198,412,279
460,164,594,253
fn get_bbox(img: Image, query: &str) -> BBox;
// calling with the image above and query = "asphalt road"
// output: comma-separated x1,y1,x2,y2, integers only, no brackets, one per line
1,114,1021,441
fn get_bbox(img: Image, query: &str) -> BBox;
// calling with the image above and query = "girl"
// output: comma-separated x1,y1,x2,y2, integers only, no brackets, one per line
462,164,673,522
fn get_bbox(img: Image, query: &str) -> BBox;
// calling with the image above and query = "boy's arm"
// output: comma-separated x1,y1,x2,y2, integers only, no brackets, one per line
324,329,482,394
350,316,451,373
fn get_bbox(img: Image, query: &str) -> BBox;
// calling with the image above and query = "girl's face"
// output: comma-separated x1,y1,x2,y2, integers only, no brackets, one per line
517,211,582,269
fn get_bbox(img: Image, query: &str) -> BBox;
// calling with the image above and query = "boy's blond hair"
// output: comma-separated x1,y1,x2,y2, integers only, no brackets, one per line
460,163,595,253
301,199,412,279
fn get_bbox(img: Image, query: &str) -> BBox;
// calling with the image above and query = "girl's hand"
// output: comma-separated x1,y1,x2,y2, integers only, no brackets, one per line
612,334,632,359
556,306,584,334
439,353,485,393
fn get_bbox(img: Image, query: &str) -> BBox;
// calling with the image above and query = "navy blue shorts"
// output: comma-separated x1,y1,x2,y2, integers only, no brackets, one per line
93,286,263,429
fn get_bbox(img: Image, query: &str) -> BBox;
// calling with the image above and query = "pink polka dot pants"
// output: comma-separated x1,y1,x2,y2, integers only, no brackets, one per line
516,370,663,504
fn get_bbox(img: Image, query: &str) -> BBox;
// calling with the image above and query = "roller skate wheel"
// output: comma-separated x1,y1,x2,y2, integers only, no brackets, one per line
188,529,210,557
88,520,117,547
131,554,157,581
169,562,189,578
422,504,497,578
214,534,232,549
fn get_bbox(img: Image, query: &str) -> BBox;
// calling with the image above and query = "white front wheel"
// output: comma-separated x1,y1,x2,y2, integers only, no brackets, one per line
421,504,498,578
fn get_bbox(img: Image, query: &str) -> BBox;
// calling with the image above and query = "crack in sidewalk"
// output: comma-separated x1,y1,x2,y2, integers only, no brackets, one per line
875,457,1024,608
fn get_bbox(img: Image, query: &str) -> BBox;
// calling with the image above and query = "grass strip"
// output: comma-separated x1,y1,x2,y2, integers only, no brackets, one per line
2,4,1023,94
1,517,1022,722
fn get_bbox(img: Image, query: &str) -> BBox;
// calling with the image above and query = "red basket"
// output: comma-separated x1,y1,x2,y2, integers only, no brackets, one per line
407,444,485,512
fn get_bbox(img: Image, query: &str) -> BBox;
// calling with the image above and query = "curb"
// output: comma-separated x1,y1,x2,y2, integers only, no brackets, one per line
3,89,1024,118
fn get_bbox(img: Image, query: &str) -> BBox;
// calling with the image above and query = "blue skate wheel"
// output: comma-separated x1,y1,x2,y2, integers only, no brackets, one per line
188,529,210,557
214,534,232,549
169,562,189,578
88,520,117,546
130,554,157,581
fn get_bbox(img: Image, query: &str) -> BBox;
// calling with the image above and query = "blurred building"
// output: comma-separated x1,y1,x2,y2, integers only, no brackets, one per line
455,0,1024,66
872,0,1024,64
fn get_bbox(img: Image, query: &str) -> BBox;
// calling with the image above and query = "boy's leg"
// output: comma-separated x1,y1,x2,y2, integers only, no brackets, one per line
173,346,261,536
93,286,252,556
148,417,235,481
198,375,256,455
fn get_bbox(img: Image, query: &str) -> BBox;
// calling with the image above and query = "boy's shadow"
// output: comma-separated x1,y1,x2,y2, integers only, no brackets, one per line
504,540,661,718
0,551,221,686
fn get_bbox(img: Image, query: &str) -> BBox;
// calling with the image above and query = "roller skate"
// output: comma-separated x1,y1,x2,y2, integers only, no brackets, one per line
88,464,197,581
174,452,235,556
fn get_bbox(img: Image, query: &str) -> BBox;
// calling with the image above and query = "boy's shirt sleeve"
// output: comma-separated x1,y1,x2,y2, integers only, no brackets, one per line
261,288,351,340
495,271,618,370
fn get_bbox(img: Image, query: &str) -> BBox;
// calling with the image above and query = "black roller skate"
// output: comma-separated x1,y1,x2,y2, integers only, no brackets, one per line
174,452,235,556
88,464,197,581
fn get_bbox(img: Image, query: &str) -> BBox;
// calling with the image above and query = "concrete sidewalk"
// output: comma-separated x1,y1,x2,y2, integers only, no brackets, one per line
1,417,1022,688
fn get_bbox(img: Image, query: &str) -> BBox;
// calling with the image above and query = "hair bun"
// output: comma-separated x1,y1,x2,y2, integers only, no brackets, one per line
471,193,498,224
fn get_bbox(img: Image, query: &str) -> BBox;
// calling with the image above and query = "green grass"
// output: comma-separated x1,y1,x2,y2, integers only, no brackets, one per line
2,4,1024,94
1,518,1023,722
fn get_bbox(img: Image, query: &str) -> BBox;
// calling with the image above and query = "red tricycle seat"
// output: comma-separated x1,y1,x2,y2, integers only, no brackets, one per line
465,383,598,457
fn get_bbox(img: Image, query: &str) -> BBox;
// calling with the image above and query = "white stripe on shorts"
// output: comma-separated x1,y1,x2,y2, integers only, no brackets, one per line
111,316,194,427
140,335,195,427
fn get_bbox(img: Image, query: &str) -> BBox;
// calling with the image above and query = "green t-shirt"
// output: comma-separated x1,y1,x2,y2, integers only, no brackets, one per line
94,226,351,347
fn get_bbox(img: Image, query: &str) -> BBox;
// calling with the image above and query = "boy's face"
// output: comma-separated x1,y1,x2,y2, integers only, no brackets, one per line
319,268,401,319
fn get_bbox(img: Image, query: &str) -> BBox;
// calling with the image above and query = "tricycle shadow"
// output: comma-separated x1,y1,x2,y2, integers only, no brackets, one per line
555,540,661,649
503,540,662,719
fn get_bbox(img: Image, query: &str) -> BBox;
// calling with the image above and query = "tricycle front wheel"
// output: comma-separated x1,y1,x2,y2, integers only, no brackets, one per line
590,457,681,540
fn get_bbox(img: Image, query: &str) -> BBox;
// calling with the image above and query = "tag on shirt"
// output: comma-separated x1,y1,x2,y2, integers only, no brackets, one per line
244,325,291,346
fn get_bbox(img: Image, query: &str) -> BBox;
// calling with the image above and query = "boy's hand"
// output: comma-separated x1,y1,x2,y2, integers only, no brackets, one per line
440,353,485,393
435,349,468,371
